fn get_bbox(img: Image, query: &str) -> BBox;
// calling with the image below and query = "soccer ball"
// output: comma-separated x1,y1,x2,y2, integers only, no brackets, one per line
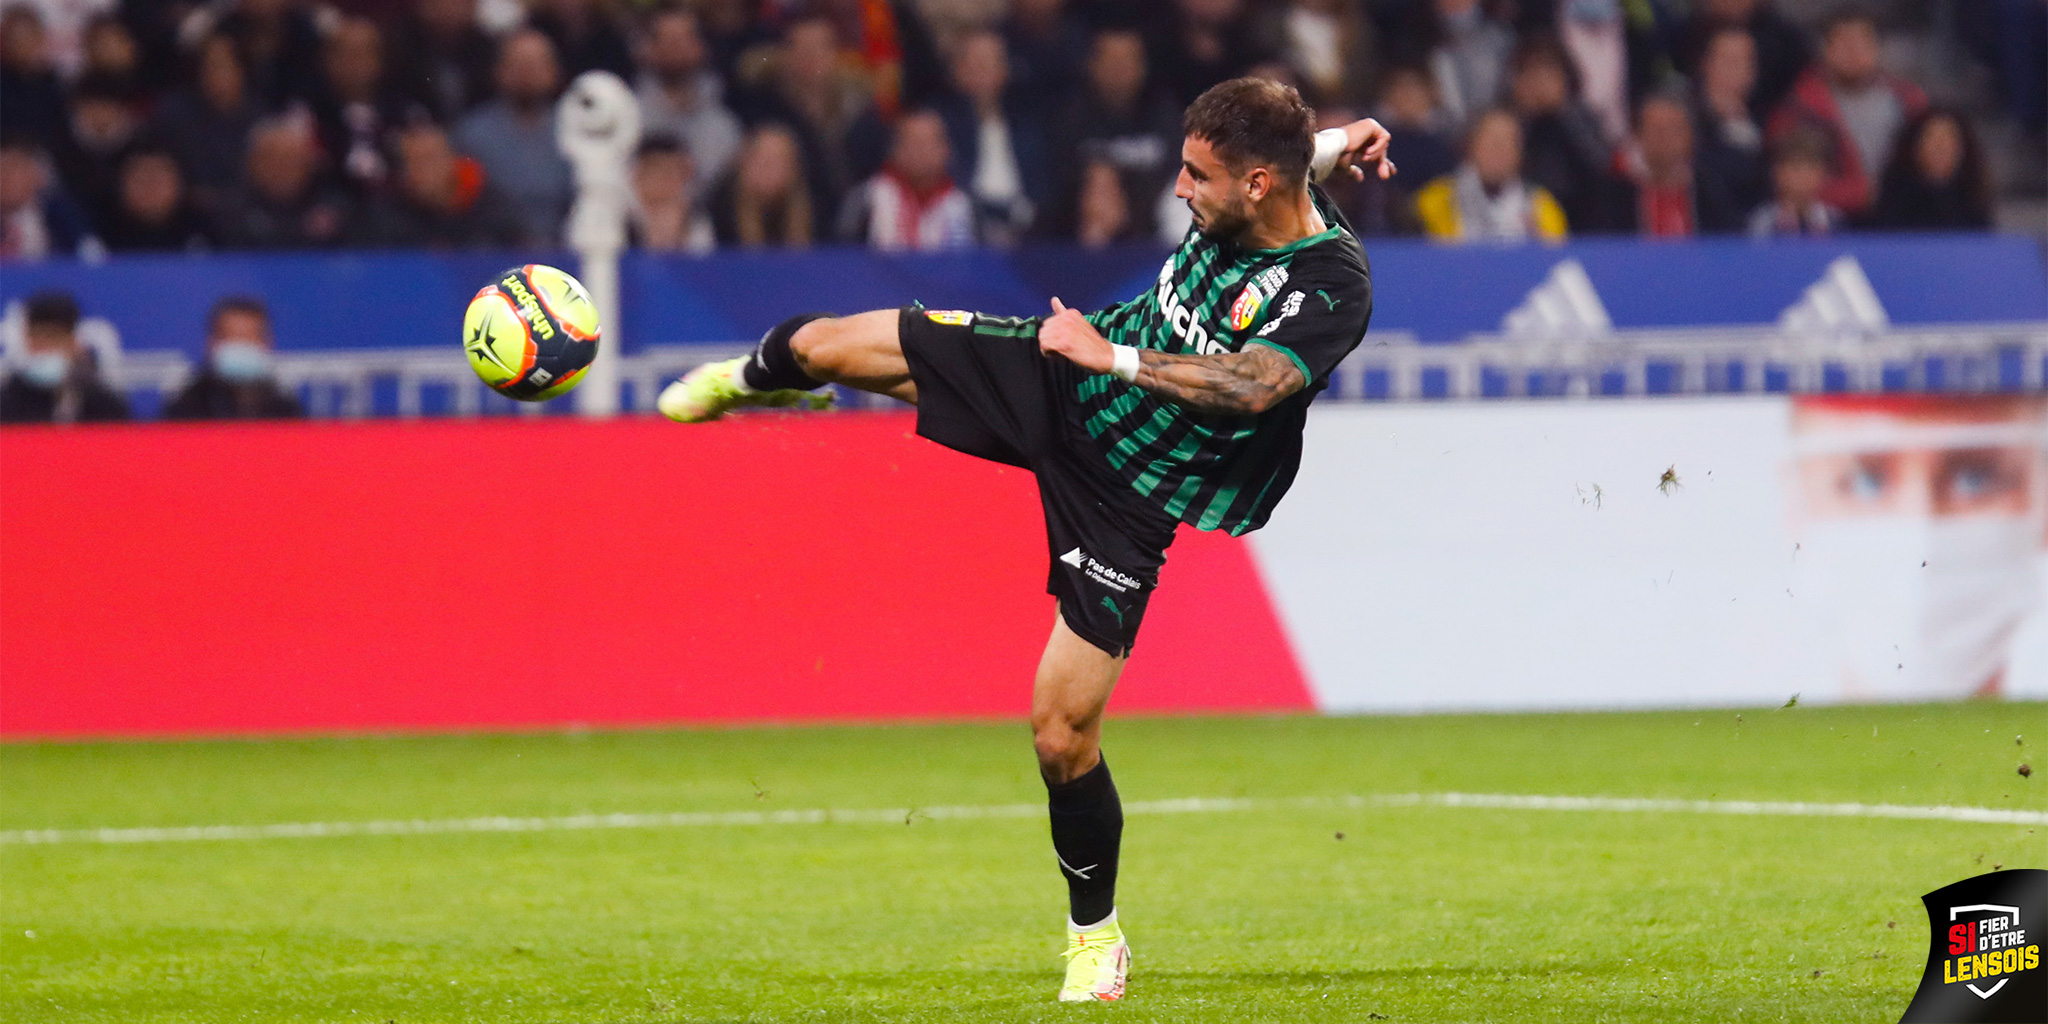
463,264,601,402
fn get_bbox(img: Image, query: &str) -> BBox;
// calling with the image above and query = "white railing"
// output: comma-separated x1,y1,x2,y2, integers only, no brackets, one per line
103,323,2048,417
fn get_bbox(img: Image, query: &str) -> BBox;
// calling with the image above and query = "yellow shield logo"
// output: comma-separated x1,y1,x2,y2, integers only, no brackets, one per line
1228,287,1263,331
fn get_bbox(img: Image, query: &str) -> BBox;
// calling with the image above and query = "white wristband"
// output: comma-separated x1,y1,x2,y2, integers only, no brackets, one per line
1310,127,1348,184
1109,344,1141,383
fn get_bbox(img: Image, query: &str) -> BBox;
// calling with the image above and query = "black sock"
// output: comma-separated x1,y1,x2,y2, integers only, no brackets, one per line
1046,756,1122,927
740,313,832,392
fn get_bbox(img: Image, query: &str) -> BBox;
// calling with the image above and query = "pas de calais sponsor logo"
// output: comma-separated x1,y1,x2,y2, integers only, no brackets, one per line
1058,547,1144,594
1901,869,2046,1023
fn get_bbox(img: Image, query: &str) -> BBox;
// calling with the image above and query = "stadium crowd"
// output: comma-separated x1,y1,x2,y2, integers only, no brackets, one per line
0,0,2039,260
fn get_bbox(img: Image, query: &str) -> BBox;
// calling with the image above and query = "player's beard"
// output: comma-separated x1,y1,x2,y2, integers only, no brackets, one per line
1191,193,1254,242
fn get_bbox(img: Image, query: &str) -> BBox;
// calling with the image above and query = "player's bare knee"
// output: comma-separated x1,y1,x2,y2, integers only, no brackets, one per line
1032,723,1094,780
788,318,835,377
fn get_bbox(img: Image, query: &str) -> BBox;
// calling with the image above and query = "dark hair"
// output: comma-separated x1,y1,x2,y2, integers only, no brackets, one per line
0,126,41,155
636,133,688,160
24,291,80,331
70,70,135,105
1182,77,1315,184
1772,125,1831,167
1510,32,1582,100
1882,106,1992,216
1821,4,1879,36
207,295,268,335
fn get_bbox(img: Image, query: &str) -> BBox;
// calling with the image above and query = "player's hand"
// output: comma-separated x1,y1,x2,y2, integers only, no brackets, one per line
1335,117,1397,181
1039,297,1115,374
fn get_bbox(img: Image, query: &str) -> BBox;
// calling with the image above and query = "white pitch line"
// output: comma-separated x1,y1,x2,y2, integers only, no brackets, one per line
1,793,2040,847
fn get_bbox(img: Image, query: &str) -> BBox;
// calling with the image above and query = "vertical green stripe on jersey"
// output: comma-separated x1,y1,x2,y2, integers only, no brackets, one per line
1070,188,1364,535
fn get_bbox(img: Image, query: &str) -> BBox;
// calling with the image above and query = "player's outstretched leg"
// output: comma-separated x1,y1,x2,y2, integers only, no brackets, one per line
657,310,913,422
1033,611,1131,1002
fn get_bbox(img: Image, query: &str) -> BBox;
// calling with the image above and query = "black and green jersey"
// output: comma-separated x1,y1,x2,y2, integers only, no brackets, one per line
1068,188,1372,535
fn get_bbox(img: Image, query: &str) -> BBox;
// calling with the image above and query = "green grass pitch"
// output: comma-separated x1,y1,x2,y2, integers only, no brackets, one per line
3,703,2042,1023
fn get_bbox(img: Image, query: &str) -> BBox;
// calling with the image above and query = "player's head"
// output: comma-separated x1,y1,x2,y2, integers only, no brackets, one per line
1176,77,1315,241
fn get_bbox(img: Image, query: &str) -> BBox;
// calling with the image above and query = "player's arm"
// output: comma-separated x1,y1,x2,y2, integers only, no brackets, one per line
1038,299,1303,416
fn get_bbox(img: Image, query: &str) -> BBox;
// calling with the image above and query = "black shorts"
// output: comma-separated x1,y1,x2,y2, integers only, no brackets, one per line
898,307,1178,657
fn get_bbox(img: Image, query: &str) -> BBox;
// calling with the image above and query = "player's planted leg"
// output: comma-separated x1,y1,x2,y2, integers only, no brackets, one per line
659,310,915,422
1033,612,1131,1002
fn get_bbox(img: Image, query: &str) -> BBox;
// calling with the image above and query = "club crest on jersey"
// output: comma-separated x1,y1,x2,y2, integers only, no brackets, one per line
924,310,974,326
1229,286,1263,331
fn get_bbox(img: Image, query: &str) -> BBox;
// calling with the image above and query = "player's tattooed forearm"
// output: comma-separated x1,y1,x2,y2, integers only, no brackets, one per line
1132,346,1305,416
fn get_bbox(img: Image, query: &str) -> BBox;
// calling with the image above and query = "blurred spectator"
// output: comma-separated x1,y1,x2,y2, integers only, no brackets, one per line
388,0,497,123
1415,108,1569,241
1679,0,1810,120
0,4,65,143
191,0,326,108
1397,0,1515,132
738,16,879,228
454,29,574,246
935,28,1044,244
1049,29,1180,238
1375,63,1458,195
694,0,774,82
357,122,522,247
1152,0,1273,107
1692,26,1767,221
1767,9,1924,219
97,142,212,251
1074,158,1138,247
1002,0,1088,120
54,72,142,225
837,107,973,250
164,295,304,420
1,130,96,259
213,116,352,248
1747,127,1839,237
311,17,414,198
79,12,144,98
1613,92,1745,236
812,0,945,120
634,5,742,199
1545,0,1633,145
1267,0,1375,108
0,291,129,423
152,34,262,217
710,123,811,247
1506,36,1612,232
526,0,633,81
629,134,713,252
1871,108,1992,231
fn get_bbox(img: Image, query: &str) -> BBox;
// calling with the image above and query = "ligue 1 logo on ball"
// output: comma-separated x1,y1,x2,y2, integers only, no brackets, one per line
1901,869,2046,1023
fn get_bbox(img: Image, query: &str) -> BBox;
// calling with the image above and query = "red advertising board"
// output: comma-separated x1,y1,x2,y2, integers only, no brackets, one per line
0,415,1309,738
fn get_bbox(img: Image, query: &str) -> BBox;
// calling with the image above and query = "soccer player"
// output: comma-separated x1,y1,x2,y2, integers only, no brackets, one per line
659,78,1392,1002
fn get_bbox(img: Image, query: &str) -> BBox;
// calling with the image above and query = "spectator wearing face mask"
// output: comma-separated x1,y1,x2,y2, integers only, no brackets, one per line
0,291,130,424
0,129,97,260
98,141,213,252
453,29,575,246
1415,108,1569,242
163,296,303,420
837,107,974,251
1766,8,1925,219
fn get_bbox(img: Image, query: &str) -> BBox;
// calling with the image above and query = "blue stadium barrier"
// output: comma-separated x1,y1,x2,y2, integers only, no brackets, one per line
2,235,2042,360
